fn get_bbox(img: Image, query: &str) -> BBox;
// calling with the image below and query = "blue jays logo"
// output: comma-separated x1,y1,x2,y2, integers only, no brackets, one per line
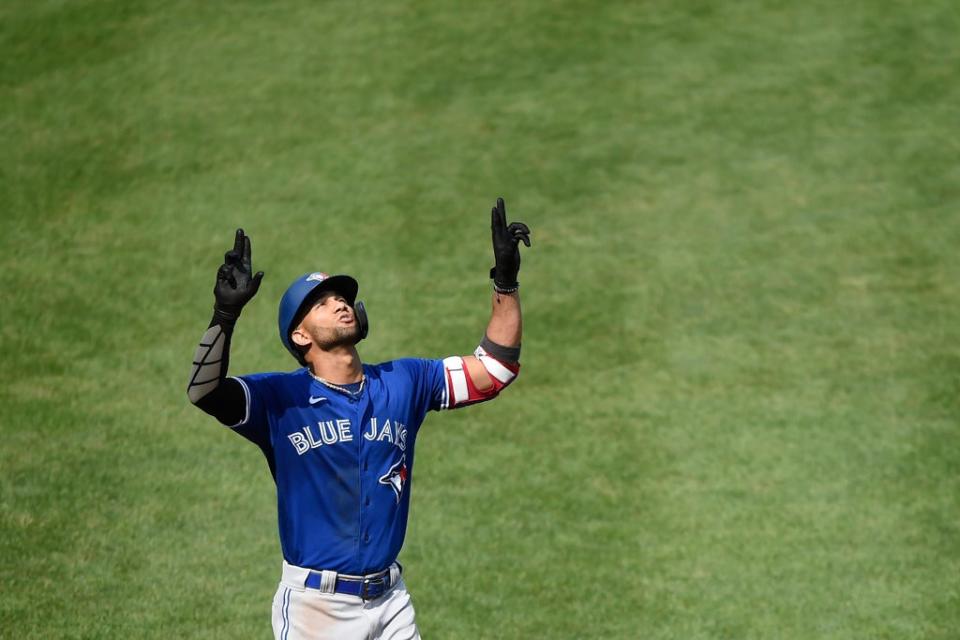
378,456,408,502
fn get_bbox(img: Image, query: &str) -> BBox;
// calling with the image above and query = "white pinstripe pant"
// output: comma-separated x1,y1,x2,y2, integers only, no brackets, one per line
272,562,421,640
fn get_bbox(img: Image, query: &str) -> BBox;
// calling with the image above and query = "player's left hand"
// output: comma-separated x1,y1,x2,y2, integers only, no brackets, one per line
490,197,530,292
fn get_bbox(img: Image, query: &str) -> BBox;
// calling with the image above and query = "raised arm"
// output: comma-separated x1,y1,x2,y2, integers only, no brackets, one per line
187,228,264,425
443,199,530,407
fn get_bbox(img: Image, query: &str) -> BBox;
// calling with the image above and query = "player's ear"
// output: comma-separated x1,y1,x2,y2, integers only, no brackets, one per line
291,325,312,348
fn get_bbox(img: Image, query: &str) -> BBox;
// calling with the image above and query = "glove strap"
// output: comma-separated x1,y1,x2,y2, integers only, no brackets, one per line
212,304,241,327
489,267,519,294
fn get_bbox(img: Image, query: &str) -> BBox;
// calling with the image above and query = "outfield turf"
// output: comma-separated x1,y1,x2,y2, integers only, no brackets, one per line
2,1,959,638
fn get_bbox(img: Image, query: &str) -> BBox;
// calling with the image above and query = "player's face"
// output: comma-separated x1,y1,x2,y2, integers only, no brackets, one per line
294,290,360,350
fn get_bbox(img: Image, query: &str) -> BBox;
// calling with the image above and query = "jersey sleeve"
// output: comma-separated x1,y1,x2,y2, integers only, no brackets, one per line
223,372,283,480
394,358,448,413
228,372,274,440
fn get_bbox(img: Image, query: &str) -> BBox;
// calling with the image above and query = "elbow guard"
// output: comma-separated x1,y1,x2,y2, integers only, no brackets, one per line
441,345,520,409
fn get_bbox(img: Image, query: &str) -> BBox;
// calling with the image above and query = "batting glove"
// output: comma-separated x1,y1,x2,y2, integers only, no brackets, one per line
489,198,531,293
213,228,264,324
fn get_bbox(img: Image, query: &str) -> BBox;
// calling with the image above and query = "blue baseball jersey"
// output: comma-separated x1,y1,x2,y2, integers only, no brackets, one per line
230,358,449,575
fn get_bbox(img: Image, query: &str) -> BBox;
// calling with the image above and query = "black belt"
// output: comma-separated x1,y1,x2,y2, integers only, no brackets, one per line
304,566,398,601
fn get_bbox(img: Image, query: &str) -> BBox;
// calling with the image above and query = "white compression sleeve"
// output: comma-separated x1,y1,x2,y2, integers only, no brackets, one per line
187,324,228,404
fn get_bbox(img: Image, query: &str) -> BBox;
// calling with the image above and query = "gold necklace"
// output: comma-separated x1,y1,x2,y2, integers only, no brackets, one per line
311,372,365,397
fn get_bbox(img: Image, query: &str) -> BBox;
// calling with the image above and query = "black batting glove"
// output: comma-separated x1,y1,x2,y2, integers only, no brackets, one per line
213,228,264,325
489,198,531,293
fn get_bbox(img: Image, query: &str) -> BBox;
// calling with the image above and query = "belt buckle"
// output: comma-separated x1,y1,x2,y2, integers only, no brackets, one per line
360,575,386,600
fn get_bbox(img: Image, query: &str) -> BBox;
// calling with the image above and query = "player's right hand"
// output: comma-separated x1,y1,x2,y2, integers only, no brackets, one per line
213,228,264,322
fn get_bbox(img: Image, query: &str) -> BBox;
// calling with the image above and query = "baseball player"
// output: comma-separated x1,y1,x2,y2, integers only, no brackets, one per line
186,198,530,639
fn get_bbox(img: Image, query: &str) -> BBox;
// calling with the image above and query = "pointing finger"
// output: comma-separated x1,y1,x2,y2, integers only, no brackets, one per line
491,206,503,232
242,234,253,272
491,198,507,231
233,228,245,256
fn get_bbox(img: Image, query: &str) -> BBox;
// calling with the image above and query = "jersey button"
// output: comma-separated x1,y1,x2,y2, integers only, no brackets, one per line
365,497,371,506
363,533,371,543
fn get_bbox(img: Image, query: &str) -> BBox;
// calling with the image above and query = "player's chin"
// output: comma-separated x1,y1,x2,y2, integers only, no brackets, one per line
315,326,359,349
335,325,361,345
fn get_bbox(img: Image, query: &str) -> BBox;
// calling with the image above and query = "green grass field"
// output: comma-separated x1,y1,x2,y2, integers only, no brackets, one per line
2,1,959,637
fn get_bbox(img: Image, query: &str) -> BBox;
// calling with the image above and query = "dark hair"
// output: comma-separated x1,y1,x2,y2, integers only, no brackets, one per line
293,344,309,367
